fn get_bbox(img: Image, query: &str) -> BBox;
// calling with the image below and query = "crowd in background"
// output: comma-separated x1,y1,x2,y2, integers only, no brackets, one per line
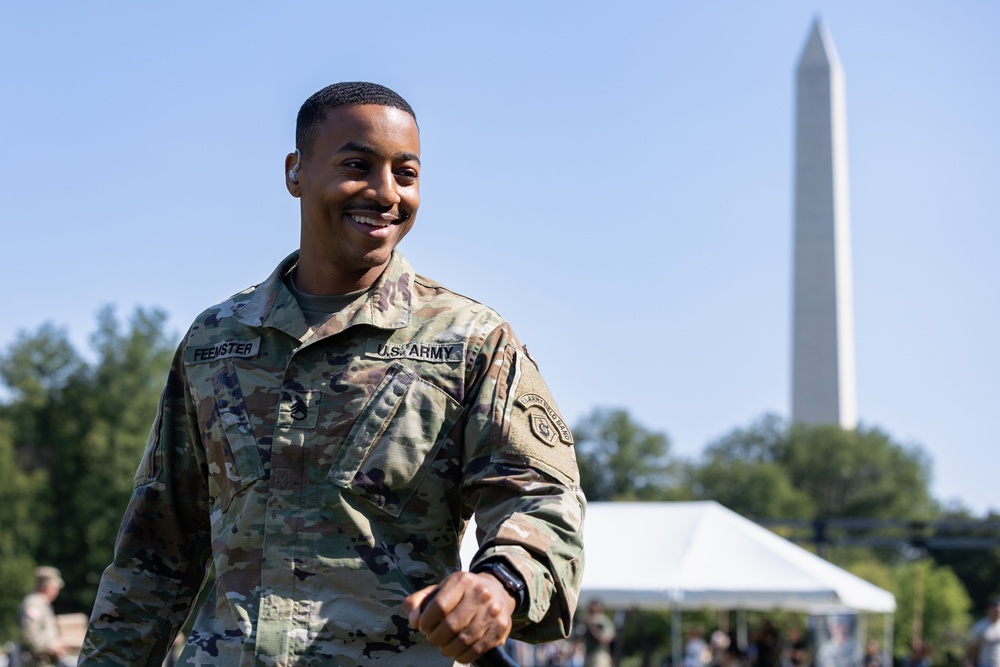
499,597,1000,667
3,587,998,667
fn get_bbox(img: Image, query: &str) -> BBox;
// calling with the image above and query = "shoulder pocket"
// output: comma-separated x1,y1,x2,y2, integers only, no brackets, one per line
328,362,463,517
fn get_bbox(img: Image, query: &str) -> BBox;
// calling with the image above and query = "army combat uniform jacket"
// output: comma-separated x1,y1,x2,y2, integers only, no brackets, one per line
80,250,585,666
18,592,61,666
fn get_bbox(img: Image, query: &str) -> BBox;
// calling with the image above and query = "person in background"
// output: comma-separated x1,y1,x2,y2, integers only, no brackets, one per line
815,616,859,667
862,639,881,667
754,619,780,667
578,600,615,667
781,626,810,667
903,639,933,667
968,598,1000,667
685,626,711,667
18,566,66,667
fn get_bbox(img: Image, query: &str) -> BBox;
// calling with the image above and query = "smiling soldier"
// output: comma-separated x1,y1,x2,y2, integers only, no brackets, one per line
79,82,585,666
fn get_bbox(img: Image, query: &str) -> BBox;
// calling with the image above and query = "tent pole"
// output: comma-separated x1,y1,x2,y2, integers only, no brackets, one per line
673,606,682,667
737,609,748,652
884,613,894,667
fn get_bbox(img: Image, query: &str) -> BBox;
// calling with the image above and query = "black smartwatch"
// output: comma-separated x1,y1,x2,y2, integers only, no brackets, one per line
473,560,527,613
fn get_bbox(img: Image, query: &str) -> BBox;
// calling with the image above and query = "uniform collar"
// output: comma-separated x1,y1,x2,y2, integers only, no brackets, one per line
235,250,414,341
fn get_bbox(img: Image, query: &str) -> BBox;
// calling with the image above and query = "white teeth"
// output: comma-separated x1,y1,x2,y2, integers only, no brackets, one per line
353,215,390,228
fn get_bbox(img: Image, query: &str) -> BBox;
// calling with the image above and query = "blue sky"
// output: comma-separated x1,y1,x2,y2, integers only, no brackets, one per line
1,2,997,514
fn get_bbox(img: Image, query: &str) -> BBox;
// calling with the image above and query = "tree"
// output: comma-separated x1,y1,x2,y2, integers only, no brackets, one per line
574,408,677,501
890,559,972,664
928,509,1000,618
685,414,815,518
0,324,82,634
0,417,47,643
55,307,174,610
684,414,937,522
782,423,936,520
0,307,175,613
0,323,85,470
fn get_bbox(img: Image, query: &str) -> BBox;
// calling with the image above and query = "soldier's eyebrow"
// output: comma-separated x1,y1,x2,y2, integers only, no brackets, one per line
338,141,420,165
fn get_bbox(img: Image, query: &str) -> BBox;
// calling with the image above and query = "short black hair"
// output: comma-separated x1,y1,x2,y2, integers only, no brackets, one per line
296,81,416,157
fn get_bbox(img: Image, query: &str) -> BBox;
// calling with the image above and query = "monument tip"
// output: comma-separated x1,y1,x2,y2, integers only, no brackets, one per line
797,16,841,71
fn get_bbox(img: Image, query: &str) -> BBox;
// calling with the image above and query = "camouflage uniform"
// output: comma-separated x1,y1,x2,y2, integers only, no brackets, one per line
80,250,585,666
18,591,60,667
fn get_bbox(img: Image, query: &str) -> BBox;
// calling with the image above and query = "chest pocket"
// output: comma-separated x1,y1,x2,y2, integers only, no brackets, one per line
209,361,266,511
328,362,463,517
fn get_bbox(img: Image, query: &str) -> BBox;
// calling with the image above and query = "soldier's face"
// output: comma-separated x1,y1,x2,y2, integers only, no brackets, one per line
290,104,420,281
41,581,61,601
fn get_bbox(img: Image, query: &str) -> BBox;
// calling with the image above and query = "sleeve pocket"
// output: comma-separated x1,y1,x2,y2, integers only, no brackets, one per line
328,362,463,517
134,391,166,487
209,361,266,510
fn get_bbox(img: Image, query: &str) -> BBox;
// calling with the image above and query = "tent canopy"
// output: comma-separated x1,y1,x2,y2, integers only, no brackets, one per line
462,500,895,614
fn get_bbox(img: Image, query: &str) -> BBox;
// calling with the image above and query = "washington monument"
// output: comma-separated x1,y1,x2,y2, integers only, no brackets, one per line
791,19,858,429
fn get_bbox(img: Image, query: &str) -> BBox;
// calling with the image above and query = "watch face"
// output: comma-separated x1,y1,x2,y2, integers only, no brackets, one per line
497,563,522,588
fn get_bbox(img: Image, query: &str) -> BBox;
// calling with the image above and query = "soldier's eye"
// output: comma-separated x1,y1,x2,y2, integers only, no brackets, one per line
344,160,368,173
395,168,418,185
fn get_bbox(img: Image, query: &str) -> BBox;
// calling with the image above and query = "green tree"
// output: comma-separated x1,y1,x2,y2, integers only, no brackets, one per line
0,418,48,642
0,307,175,613
0,324,82,630
928,509,1000,617
686,415,814,518
890,559,972,664
684,415,936,522
574,408,677,501
0,323,85,470
782,423,936,520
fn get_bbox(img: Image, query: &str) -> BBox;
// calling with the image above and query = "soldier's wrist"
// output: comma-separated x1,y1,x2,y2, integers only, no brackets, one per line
473,559,527,614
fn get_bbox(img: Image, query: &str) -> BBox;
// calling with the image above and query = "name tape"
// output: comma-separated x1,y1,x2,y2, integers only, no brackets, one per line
189,338,261,363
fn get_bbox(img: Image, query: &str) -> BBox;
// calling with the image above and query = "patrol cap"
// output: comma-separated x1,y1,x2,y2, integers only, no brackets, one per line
35,566,64,589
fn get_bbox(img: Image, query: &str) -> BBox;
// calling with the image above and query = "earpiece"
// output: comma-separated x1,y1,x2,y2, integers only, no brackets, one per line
288,149,301,183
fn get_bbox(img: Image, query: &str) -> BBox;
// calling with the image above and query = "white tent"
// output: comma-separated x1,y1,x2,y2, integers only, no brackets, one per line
575,501,895,614
462,501,895,663
462,501,894,614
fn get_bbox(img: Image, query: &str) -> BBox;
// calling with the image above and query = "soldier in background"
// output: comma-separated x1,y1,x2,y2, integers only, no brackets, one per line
18,566,66,667
577,600,615,667
79,81,585,666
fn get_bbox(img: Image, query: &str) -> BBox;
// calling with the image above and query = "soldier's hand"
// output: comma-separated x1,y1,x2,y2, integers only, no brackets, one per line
403,571,516,664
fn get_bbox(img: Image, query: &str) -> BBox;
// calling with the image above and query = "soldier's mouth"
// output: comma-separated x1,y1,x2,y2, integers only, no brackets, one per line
349,214,393,228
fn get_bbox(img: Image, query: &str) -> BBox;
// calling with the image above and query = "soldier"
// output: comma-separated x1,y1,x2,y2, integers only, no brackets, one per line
18,566,66,667
577,599,615,667
79,81,585,666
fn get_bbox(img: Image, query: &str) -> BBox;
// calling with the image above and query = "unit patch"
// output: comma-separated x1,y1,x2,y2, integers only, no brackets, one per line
496,347,579,486
529,413,558,446
189,338,261,363
516,393,573,446
365,339,465,363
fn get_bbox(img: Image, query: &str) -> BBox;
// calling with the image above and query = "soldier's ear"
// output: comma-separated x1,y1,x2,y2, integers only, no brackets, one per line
285,149,301,197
